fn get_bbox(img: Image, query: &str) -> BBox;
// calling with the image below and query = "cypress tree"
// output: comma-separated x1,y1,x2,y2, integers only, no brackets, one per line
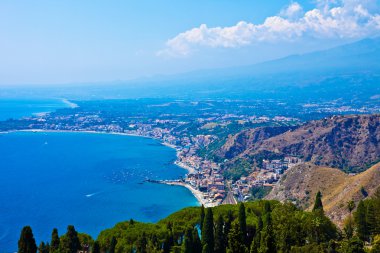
60,225,80,253
239,203,247,246
355,200,368,242
224,210,233,246
109,236,117,253
312,191,324,214
18,226,37,253
38,242,49,253
200,205,205,234
50,228,60,253
215,216,225,253
258,214,275,253
181,228,194,253
202,244,210,253
92,241,100,253
202,208,214,253
226,222,247,253
367,201,379,237
193,227,202,253
263,202,271,215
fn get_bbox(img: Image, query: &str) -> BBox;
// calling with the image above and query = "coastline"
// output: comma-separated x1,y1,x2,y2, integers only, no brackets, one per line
1,129,202,205
159,181,217,208
62,98,79,108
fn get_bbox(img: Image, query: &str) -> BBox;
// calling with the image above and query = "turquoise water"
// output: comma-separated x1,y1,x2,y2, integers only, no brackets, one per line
0,99,69,121
0,132,198,252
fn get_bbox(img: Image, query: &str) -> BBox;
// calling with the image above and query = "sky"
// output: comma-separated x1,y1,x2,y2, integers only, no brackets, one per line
0,0,379,85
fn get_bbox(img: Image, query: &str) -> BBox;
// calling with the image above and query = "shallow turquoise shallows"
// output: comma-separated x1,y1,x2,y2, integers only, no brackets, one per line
0,132,199,252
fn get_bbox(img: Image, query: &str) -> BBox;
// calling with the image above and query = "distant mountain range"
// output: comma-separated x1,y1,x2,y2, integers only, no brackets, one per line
3,37,380,101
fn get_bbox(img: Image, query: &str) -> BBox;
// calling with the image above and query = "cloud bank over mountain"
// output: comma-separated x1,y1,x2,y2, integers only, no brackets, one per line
158,0,380,57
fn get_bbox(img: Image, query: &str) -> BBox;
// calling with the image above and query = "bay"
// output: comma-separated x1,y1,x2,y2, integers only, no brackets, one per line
0,131,198,252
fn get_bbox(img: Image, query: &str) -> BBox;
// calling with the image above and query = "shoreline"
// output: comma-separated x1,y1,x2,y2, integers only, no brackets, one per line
1,129,202,205
160,181,217,208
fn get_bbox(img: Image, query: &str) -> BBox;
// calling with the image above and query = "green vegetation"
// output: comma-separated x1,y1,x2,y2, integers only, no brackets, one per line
18,189,380,252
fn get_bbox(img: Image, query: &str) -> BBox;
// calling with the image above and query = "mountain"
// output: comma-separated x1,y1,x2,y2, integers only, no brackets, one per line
4,38,380,101
217,114,380,173
266,162,380,225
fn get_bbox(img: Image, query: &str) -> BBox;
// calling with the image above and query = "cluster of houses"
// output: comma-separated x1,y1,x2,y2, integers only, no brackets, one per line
232,156,302,201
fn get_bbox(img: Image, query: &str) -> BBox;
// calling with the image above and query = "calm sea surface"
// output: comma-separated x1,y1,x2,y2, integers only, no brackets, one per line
0,99,69,121
0,101,198,253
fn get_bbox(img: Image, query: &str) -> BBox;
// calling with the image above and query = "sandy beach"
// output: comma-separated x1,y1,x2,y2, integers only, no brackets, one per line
163,181,217,207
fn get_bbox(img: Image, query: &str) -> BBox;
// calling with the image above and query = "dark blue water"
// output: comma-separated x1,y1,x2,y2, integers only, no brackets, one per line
0,99,69,121
0,132,198,252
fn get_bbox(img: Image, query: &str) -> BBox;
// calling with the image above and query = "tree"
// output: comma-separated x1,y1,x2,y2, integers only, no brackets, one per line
50,228,60,253
202,244,210,253
38,242,49,253
135,232,147,253
215,216,225,253
193,227,202,253
312,191,324,214
355,200,368,242
226,222,247,253
340,237,365,253
181,228,194,253
92,241,100,253
347,200,355,214
18,226,37,253
109,236,117,253
367,201,378,237
343,215,354,239
258,214,275,253
202,208,214,253
239,203,247,246
60,225,81,253
200,205,205,234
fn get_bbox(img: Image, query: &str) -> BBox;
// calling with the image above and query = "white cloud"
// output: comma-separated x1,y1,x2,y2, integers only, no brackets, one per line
158,0,380,57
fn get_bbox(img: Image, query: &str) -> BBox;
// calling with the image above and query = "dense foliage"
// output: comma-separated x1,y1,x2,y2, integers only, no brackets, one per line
19,189,380,253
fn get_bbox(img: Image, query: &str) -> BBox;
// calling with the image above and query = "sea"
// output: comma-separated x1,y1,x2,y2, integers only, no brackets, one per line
0,99,199,252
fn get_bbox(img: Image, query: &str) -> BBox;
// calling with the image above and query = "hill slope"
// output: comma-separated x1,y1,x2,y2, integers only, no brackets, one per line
217,114,380,173
266,162,380,225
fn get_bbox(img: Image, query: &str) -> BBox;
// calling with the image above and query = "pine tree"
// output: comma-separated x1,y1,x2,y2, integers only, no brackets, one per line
355,200,368,242
200,205,205,234
18,226,37,253
50,228,60,253
202,208,214,253
312,191,324,214
92,241,100,253
239,203,247,246
60,225,80,253
215,216,225,253
109,236,117,253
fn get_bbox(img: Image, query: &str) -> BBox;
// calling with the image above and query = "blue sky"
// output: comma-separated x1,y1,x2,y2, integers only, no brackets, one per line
0,0,379,85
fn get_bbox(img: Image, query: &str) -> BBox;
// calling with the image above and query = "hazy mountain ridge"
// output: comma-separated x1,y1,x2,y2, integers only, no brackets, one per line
217,114,380,173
